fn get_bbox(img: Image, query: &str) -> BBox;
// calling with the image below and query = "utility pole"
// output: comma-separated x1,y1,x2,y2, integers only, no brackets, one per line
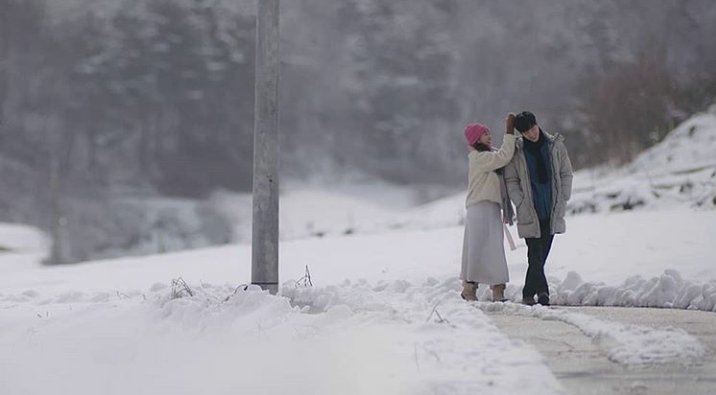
252,0,280,294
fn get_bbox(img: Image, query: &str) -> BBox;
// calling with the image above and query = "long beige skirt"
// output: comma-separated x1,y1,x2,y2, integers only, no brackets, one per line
461,201,509,285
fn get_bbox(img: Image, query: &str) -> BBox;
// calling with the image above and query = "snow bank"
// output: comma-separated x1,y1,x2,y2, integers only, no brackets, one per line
474,268,716,313
285,277,707,368
548,270,716,312
0,278,567,395
282,277,569,394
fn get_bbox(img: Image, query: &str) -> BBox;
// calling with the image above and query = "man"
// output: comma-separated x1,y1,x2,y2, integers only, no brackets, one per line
504,111,573,306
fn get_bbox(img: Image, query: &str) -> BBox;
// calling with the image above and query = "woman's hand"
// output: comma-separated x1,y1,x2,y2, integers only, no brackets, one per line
505,113,516,135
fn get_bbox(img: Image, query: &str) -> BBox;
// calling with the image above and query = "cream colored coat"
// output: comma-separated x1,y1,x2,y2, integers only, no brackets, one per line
465,134,516,208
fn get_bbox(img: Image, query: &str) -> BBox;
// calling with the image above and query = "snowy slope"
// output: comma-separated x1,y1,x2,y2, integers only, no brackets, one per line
393,108,716,231
398,108,716,231
569,108,716,214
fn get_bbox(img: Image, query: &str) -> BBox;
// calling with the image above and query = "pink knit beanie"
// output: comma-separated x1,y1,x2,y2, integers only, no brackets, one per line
464,123,490,146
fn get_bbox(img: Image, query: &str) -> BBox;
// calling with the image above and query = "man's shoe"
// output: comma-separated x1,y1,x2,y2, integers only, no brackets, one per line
521,296,536,306
537,292,550,306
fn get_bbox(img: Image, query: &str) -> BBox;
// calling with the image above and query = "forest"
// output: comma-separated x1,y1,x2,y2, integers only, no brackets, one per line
1,0,715,263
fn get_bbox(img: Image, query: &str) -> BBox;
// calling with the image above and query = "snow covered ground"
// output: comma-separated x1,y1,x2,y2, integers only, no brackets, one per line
1,204,714,394
1,111,716,394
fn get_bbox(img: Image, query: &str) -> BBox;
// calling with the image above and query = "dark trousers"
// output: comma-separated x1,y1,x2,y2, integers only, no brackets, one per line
523,219,554,299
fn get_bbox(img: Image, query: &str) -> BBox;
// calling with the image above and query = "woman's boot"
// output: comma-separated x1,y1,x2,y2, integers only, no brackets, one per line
461,281,477,301
491,284,507,302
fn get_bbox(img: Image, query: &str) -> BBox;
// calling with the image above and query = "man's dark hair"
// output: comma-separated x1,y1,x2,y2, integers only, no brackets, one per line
514,111,537,133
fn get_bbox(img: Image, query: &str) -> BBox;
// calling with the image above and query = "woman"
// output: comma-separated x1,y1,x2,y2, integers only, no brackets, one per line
460,114,516,302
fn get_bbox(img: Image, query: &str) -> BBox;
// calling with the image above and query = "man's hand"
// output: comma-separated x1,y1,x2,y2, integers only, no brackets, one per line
505,113,516,135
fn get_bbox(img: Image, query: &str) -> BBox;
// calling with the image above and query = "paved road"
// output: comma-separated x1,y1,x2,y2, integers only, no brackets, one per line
486,306,716,395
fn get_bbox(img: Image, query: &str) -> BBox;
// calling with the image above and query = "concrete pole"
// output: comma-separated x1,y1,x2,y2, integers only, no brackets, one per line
252,0,280,294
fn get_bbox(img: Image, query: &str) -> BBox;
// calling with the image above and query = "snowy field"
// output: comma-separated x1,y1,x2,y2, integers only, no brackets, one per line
1,111,716,394
1,207,714,394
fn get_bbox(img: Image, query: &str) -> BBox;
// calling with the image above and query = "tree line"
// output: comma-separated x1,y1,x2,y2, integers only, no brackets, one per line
1,0,715,262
